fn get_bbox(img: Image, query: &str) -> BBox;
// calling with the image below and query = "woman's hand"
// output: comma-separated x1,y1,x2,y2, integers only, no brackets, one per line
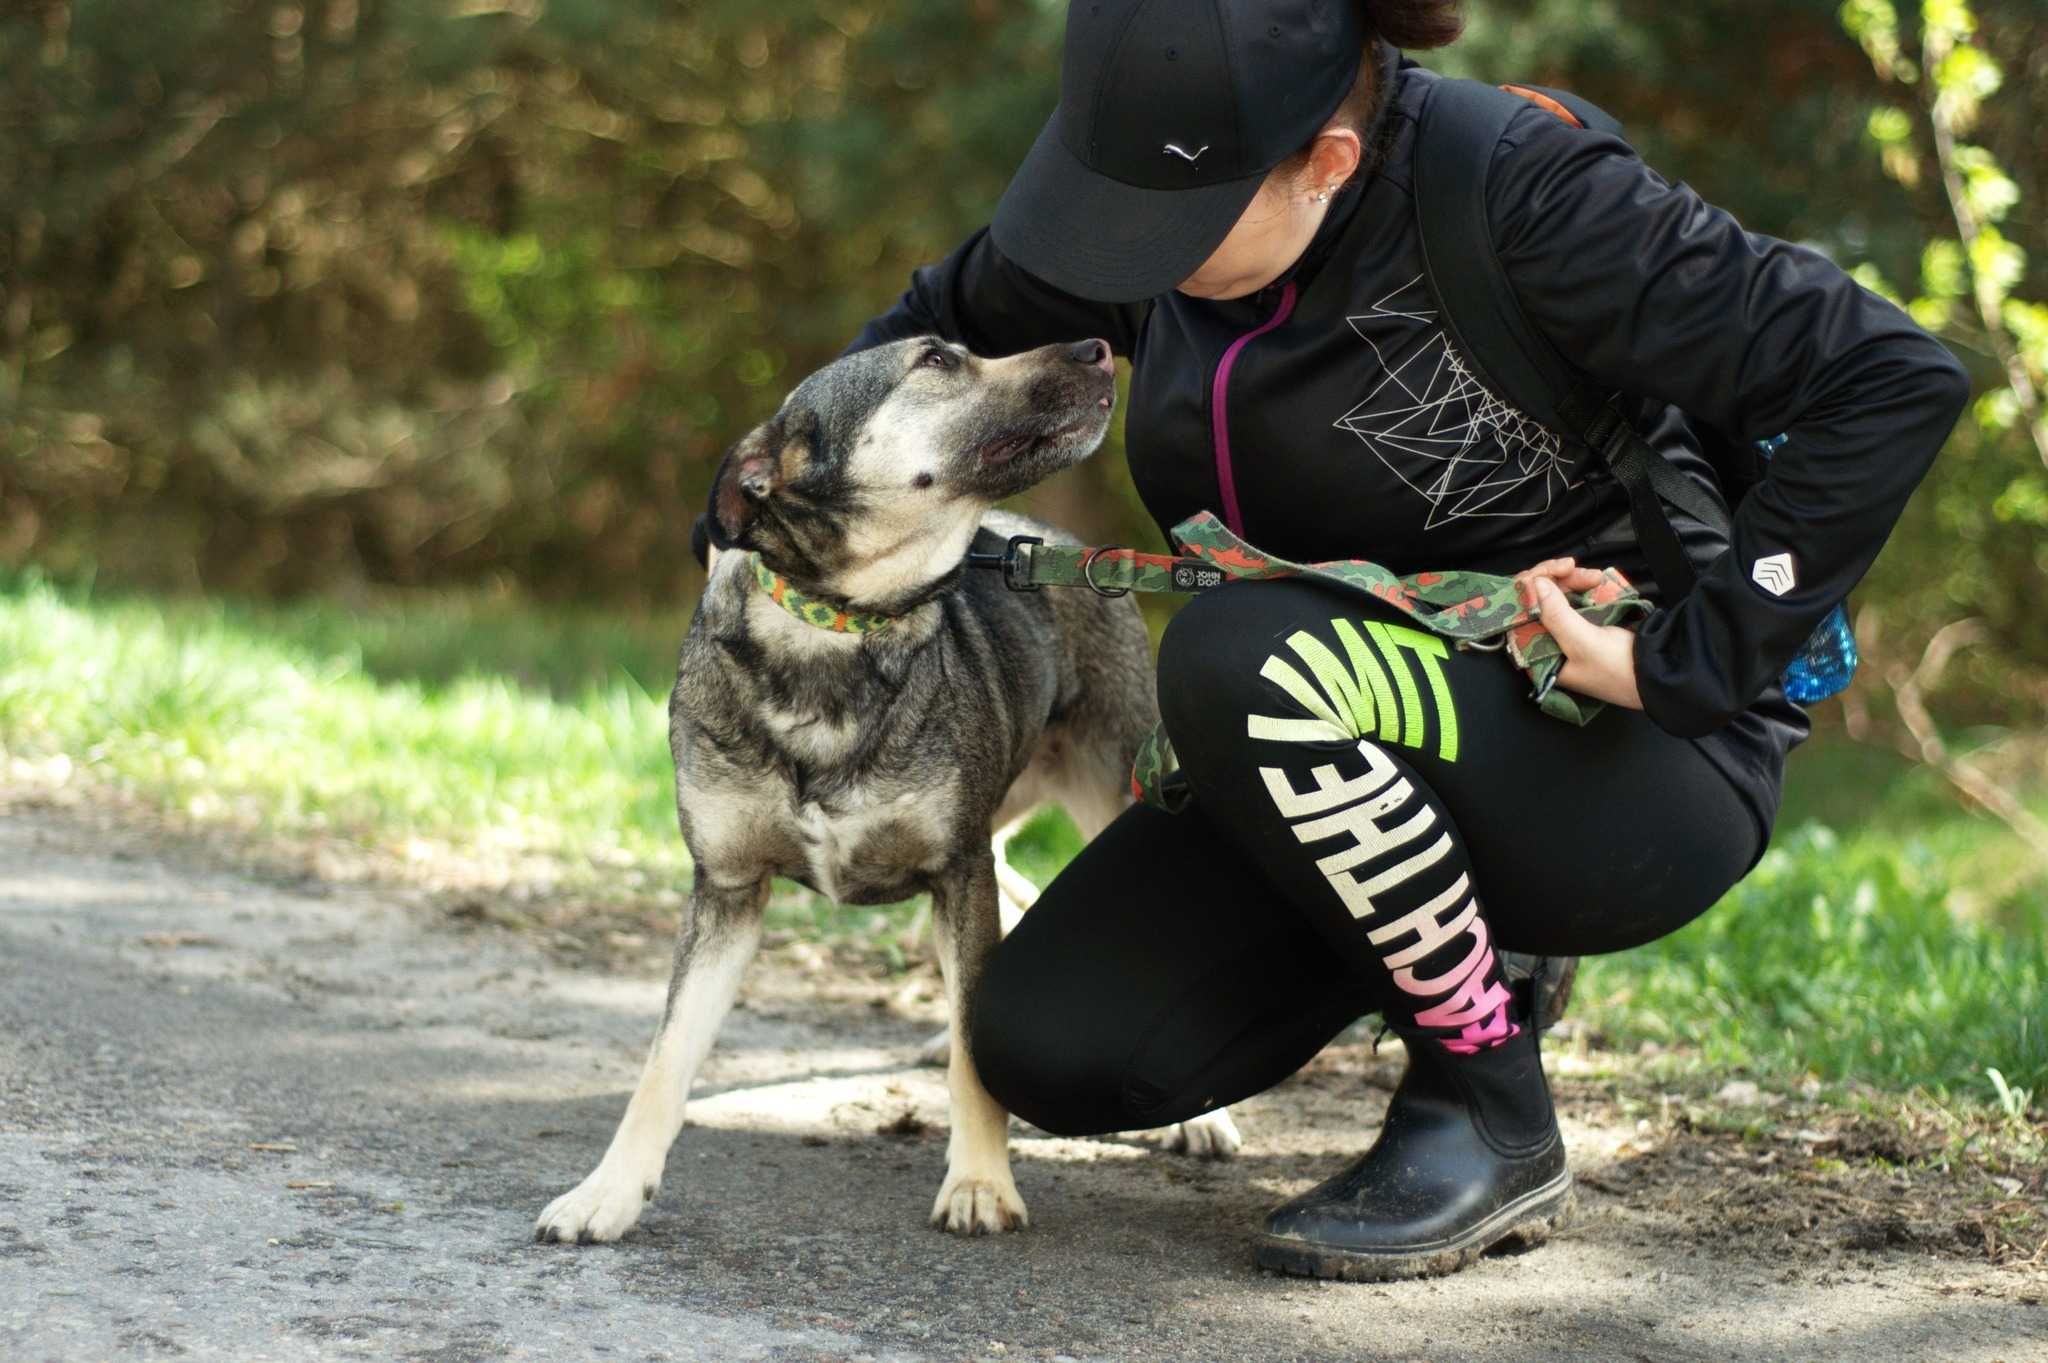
1513,557,1644,712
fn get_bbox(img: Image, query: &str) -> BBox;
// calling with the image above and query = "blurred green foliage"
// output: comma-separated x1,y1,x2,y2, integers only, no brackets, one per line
1831,0,2048,721
0,0,1076,599
0,1,2042,707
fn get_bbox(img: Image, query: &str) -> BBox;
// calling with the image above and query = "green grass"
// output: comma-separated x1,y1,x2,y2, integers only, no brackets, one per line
0,571,691,890
216,591,691,701
1565,736,2048,1105
1573,823,2045,1101
1,568,2042,1107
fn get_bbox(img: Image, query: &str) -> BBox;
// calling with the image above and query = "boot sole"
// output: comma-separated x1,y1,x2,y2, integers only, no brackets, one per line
1252,1170,1575,1283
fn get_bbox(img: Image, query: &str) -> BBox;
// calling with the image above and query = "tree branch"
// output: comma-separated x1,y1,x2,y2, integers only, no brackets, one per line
1921,22,2048,472
1880,616,2048,862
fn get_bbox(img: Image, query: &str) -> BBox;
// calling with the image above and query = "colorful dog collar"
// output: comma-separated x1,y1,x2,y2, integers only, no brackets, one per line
748,552,899,635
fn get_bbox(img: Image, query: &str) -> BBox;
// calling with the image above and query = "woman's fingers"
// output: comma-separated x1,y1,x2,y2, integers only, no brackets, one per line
1563,565,1604,592
1519,556,1576,589
1531,577,1598,651
1514,565,1599,612
1516,558,1603,596
1510,560,1644,709
1531,577,1644,710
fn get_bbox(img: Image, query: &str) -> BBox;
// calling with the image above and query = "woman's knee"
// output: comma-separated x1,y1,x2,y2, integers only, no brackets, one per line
967,941,1127,1138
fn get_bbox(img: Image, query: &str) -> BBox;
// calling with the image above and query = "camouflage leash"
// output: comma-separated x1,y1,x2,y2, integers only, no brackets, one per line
968,511,1652,811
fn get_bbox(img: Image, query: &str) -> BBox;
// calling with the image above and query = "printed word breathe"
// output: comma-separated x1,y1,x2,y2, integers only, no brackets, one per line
1260,745,1515,1053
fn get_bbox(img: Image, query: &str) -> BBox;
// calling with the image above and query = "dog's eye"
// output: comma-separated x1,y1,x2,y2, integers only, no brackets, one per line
918,346,956,372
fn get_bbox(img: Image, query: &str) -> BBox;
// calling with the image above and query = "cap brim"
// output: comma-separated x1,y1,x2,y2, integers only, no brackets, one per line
991,108,1269,304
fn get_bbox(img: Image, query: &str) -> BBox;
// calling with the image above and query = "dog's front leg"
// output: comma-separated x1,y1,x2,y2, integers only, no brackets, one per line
535,876,766,1243
927,850,1028,1235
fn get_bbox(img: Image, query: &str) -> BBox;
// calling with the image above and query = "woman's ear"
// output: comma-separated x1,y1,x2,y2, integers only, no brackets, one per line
1310,124,1362,193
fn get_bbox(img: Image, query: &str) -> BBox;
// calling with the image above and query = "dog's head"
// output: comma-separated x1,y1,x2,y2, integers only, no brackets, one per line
707,336,1117,606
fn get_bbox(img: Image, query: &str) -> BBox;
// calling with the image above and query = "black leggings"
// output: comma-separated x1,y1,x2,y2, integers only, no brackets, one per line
970,577,1765,1137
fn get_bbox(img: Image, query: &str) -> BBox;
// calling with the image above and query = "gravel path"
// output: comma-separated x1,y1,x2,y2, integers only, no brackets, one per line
1,803,2041,1362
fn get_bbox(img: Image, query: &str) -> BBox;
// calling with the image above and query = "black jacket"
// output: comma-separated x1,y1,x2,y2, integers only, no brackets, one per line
830,49,1972,838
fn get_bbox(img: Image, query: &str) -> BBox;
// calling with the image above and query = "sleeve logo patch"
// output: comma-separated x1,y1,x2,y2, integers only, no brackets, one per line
1751,552,1797,597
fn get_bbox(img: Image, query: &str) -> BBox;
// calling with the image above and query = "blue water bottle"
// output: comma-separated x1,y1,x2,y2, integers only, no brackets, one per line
1757,433,1858,704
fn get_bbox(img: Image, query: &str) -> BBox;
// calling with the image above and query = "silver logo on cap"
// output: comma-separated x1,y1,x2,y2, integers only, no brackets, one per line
1162,143,1210,163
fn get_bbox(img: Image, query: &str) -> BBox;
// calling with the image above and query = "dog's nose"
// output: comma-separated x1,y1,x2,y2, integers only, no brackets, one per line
1068,338,1115,375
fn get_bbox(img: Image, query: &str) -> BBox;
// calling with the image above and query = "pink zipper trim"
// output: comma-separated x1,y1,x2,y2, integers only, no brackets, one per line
1210,280,1298,536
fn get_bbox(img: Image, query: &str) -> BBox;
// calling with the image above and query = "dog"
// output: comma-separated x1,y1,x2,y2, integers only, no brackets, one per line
534,333,1240,1244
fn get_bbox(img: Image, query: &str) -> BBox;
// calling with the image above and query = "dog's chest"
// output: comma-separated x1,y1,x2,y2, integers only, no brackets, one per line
688,771,957,906
678,574,993,904
790,781,955,904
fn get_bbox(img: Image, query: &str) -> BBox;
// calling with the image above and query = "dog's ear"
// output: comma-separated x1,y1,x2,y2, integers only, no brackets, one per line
711,408,817,546
711,425,776,547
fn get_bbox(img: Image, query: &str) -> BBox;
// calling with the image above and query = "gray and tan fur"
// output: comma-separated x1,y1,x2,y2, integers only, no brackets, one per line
534,335,1238,1245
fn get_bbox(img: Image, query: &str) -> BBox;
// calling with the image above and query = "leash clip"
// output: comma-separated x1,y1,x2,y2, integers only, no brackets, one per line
1002,535,1044,592
964,535,1044,592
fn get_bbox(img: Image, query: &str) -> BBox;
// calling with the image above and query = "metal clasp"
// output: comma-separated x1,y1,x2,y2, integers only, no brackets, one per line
963,534,1045,591
1080,546,1129,598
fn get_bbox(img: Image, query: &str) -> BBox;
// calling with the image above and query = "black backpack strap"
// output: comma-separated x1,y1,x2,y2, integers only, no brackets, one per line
1411,79,1584,435
1555,391,1731,599
1413,77,1725,599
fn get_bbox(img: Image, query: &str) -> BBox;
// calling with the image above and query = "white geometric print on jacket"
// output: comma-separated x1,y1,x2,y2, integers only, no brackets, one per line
1332,275,1580,529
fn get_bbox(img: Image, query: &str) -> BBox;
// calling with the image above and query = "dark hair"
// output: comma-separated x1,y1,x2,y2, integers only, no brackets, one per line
1362,0,1465,50
1270,1,1464,188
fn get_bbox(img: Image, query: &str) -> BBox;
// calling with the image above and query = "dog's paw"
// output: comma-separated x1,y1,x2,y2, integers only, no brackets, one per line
1163,1108,1243,1160
929,1168,1029,1236
916,1026,952,1068
534,1164,658,1244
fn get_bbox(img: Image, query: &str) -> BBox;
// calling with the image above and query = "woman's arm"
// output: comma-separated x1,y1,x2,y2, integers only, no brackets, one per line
842,224,1150,359
1486,108,1971,737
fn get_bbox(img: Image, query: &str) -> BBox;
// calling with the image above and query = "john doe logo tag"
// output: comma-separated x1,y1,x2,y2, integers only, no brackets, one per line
1174,563,1226,591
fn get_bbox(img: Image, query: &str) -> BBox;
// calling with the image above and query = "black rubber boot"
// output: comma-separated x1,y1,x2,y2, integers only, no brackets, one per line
1253,1004,1573,1281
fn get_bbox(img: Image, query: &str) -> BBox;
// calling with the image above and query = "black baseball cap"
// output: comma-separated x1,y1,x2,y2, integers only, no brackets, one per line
992,0,1368,303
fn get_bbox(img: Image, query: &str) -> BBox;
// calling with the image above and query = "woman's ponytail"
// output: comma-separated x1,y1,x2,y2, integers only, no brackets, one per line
1357,0,1464,51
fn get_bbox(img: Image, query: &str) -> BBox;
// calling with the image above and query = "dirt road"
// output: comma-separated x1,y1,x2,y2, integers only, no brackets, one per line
1,801,2040,1362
